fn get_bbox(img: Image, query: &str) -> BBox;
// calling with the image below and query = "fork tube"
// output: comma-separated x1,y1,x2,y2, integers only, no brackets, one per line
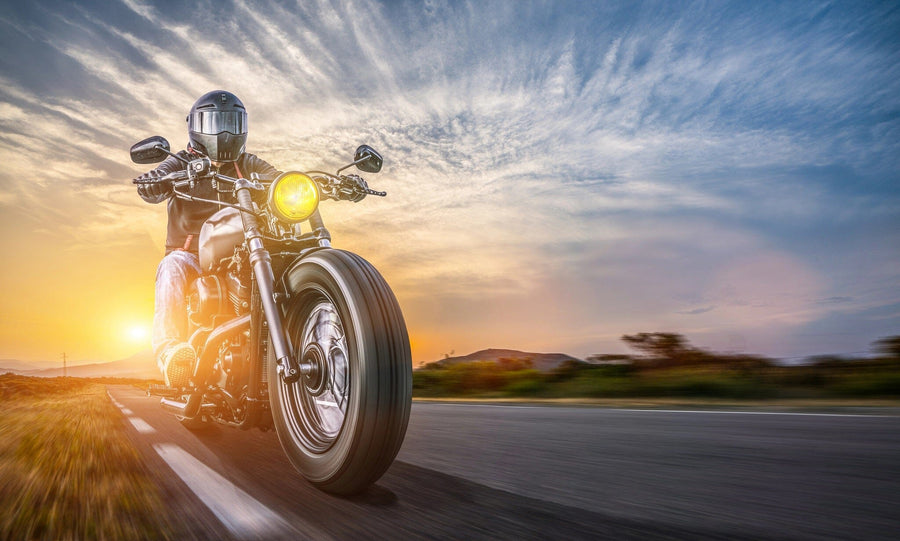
307,209,332,247
234,179,306,383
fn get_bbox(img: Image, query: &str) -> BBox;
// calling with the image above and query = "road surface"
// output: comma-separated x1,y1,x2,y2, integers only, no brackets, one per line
107,386,900,540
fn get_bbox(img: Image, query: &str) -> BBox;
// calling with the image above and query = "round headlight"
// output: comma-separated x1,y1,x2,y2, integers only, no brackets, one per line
267,172,319,222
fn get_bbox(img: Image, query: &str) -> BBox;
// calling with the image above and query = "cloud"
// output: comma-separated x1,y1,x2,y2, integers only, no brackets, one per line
0,0,898,361
679,306,716,315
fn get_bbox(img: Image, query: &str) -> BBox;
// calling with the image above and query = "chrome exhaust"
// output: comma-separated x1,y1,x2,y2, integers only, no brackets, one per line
160,397,189,415
192,314,251,381
160,395,214,418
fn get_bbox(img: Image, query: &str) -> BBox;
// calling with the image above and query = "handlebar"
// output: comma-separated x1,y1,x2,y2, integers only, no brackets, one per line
133,168,385,202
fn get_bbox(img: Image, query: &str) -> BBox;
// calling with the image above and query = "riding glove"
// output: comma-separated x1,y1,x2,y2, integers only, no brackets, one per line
136,170,173,200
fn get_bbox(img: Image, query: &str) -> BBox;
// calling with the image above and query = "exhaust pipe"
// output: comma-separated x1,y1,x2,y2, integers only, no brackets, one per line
164,314,252,420
192,314,251,382
159,392,205,418
160,397,190,416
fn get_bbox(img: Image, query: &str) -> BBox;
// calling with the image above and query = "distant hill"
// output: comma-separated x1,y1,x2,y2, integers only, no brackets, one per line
0,360,36,374
2,350,159,380
0,359,84,373
422,348,584,372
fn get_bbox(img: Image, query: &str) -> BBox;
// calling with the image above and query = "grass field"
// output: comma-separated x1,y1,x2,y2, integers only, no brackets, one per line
0,374,174,540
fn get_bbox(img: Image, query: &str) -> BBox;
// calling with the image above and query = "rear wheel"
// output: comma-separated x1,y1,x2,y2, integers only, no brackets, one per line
267,249,412,495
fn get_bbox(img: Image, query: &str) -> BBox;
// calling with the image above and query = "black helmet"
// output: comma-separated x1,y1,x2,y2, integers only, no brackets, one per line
186,90,248,162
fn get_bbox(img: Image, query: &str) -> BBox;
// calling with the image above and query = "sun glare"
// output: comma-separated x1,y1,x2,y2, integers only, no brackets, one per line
126,325,150,343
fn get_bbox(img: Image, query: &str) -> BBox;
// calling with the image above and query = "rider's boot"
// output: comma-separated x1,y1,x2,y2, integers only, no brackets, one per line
161,343,196,388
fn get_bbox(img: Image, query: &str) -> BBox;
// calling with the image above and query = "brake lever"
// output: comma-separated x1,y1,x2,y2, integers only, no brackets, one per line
340,174,387,198
132,170,189,185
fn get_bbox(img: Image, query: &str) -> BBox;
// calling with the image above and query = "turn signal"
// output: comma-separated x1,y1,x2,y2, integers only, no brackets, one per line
268,172,319,222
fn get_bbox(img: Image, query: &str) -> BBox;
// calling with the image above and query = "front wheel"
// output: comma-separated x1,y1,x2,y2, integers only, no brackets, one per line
267,249,412,495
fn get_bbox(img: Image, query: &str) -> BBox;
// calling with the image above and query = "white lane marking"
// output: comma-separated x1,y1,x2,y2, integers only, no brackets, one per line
612,408,893,418
120,407,134,415
425,403,893,417
128,417,156,434
153,443,316,540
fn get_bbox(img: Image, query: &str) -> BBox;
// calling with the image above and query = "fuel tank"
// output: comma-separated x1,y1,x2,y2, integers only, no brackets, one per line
199,207,244,271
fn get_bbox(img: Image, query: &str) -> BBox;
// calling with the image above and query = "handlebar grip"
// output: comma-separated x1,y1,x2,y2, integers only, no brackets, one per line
132,170,188,184
235,185,254,210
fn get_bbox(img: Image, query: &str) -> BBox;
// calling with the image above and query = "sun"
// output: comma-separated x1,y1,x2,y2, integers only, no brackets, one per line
126,325,150,343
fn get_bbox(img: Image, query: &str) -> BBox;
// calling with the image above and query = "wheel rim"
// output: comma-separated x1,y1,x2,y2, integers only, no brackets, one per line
279,296,351,453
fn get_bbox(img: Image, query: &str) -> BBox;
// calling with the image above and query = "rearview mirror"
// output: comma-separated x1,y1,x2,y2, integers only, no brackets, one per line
130,136,170,164
354,145,383,173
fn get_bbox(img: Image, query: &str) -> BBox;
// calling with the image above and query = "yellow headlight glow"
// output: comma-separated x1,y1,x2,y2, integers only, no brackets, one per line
268,172,319,222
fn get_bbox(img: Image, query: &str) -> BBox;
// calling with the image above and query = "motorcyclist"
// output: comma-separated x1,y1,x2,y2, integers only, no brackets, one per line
136,90,279,388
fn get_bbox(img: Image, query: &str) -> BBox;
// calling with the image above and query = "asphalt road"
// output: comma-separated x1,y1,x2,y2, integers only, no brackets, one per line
107,386,900,540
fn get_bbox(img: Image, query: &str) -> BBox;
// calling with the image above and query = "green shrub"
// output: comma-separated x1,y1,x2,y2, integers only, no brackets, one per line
828,372,900,397
639,374,776,399
412,370,449,396
504,377,546,397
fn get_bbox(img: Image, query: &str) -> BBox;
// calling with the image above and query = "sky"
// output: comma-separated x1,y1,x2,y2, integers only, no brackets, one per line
0,0,898,367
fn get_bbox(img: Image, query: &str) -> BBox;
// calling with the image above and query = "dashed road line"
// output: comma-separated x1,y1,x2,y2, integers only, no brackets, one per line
153,443,317,540
128,416,156,434
109,388,330,539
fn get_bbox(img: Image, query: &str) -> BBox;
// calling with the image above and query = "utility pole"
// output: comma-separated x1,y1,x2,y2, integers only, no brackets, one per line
62,352,67,378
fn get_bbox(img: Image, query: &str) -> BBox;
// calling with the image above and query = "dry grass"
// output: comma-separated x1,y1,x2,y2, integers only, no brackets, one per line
0,374,174,540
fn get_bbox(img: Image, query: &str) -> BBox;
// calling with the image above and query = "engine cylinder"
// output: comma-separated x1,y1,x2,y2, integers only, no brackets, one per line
189,275,222,326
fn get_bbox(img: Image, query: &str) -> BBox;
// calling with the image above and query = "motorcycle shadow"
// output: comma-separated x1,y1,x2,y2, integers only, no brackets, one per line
345,483,398,506
188,423,400,507
182,424,702,539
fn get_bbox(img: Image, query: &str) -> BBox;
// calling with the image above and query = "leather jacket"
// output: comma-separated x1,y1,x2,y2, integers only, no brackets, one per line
137,147,279,254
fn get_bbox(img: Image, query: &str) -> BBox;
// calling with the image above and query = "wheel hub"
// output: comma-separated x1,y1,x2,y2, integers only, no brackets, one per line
302,342,329,396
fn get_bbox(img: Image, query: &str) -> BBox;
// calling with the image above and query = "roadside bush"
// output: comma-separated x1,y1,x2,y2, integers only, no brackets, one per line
828,372,900,397
504,379,545,396
639,373,776,399
502,370,545,396
411,342,900,400
552,371,637,398
412,369,448,396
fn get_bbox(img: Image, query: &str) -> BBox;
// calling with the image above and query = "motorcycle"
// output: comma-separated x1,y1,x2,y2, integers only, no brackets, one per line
130,136,412,495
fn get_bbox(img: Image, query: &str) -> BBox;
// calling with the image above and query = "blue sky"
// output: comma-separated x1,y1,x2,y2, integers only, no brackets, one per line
0,0,898,364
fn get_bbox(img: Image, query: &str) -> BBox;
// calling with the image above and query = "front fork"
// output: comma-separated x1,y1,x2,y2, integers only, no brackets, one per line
235,179,310,384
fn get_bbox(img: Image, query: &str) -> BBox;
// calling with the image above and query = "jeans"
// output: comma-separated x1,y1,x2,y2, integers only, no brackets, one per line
152,251,202,372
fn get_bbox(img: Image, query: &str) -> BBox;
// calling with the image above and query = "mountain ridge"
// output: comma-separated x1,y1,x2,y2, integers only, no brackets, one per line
1,350,159,379
421,348,584,372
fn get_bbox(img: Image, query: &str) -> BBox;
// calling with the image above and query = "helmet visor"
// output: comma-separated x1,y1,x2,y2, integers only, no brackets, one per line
188,110,248,135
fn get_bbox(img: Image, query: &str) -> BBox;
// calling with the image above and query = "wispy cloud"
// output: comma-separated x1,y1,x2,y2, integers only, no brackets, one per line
0,0,898,362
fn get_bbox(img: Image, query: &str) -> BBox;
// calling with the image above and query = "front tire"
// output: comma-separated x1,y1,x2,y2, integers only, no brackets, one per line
267,249,412,495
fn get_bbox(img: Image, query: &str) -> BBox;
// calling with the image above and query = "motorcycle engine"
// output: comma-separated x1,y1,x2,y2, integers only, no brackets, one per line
224,270,250,314
188,271,250,327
